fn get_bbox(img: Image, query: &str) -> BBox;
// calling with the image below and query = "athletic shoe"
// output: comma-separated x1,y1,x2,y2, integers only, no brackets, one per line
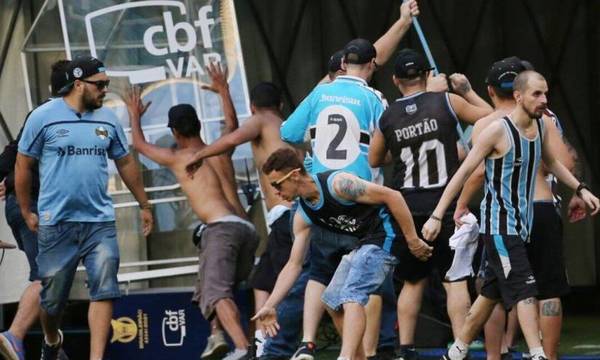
201,331,229,359
440,353,470,360
223,348,249,360
40,330,66,360
500,352,513,360
0,331,25,360
395,348,419,360
291,342,316,360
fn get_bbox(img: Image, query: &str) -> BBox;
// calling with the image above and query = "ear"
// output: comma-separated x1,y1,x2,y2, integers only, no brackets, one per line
250,103,256,114
487,85,494,100
392,75,400,87
513,89,522,103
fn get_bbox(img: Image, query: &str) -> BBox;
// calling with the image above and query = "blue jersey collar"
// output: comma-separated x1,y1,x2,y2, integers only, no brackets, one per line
335,75,368,86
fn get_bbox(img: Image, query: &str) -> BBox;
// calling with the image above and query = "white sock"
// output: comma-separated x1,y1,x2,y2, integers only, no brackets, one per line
529,347,546,360
254,329,265,357
448,339,469,360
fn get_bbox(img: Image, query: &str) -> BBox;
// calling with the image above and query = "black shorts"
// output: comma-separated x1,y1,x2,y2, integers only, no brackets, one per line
526,202,570,300
308,225,359,286
480,234,538,309
394,214,457,284
248,211,293,292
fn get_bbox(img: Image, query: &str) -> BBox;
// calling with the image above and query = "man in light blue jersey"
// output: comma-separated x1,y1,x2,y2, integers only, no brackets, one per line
280,38,391,360
15,56,153,360
421,71,599,360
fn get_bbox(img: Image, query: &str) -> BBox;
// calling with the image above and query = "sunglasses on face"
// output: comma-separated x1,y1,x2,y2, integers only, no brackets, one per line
270,168,301,190
80,79,110,91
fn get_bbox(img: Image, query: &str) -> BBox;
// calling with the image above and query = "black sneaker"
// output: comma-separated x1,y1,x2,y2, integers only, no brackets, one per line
290,342,316,360
395,348,418,360
40,330,65,360
500,352,513,360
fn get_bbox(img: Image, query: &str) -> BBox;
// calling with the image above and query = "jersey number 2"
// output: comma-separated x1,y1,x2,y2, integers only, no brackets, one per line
326,114,347,160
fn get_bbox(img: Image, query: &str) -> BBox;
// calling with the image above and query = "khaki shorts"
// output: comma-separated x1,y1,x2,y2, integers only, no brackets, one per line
192,221,258,319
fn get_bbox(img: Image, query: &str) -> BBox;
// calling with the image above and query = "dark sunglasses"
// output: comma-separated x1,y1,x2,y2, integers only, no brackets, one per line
80,79,110,90
270,168,300,190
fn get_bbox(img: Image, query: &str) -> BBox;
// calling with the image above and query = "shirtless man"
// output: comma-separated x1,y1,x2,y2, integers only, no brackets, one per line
185,82,299,356
125,64,258,360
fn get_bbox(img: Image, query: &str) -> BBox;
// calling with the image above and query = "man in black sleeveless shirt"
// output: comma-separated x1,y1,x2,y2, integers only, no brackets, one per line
253,148,431,360
369,49,493,357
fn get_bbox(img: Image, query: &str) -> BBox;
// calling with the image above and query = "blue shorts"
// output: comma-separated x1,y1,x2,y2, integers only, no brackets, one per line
309,226,358,286
4,194,39,281
321,244,397,311
37,221,121,315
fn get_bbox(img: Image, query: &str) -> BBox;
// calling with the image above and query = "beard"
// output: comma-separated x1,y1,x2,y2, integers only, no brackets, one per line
82,87,104,111
524,104,546,119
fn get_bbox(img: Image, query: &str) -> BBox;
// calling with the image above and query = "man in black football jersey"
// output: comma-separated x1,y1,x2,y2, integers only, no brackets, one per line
369,49,493,358
252,148,432,360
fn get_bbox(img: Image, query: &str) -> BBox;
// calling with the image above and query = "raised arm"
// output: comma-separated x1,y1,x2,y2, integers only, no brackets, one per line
252,211,311,336
202,62,239,138
125,87,176,167
114,154,154,236
185,116,262,177
422,120,505,240
373,0,419,65
331,172,432,260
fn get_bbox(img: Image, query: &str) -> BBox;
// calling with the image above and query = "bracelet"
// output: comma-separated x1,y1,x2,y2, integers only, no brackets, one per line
139,202,153,210
430,214,442,222
576,182,590,197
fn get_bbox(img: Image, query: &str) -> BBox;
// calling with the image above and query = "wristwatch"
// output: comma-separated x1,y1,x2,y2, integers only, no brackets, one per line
576,182,590,197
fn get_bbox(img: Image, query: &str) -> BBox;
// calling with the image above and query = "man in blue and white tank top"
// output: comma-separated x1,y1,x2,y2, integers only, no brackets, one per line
420,71,599,360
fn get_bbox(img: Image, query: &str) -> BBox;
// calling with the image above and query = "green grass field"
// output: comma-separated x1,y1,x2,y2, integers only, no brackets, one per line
314,315,600,359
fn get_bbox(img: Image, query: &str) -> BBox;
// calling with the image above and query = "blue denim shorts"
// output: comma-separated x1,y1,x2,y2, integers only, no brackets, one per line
321,244,397,311
37,221,121,315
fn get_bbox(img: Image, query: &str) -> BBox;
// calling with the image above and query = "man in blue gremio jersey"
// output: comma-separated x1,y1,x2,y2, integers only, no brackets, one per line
15,56,154,360
280,38,391,359
421,71,599,360
252,148,432,360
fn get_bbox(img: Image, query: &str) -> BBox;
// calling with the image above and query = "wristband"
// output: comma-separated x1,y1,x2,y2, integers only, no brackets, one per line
576,182,590,197
139,202,153,210
430,214,442,222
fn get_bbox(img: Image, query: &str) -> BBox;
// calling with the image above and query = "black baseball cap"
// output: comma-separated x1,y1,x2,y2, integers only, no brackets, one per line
486,56,535,90
394,48,433,78
343,38,376,65
328,50,345,72
168,104,199,128
58,55,106,95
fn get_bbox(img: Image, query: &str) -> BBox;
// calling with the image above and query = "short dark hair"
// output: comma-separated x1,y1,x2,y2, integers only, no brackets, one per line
513,70,545,93
167,104,201,138
50,59,71,96
262,148,304,175
250,82,281,108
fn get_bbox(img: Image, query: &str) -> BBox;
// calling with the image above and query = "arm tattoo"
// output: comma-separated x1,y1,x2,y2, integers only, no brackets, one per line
338,177,366,200
541,300,561,316
455,81,472,96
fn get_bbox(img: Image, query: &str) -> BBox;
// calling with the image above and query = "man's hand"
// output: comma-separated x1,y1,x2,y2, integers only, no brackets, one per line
140,208,154,237
0,179,5,201
407,237,433,261
421,217,442,241
124,86,151,125
185,153,204,179
399,0,420,23
567,195,587,223
201,62,228,94
449,73,472,96
251,306,279,337
23,211,39,232
426,72,448,93
579,188,600,216
453,204,471,227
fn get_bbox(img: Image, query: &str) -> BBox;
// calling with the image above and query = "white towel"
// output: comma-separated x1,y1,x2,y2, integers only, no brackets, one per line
445,213,480,281
266,204,291,227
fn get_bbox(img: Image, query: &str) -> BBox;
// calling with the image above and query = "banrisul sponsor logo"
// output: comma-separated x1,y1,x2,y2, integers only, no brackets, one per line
57,145,106,157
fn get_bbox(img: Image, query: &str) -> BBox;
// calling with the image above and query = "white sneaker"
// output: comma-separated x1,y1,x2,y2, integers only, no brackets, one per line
222,348,248,360
201,331,229,359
